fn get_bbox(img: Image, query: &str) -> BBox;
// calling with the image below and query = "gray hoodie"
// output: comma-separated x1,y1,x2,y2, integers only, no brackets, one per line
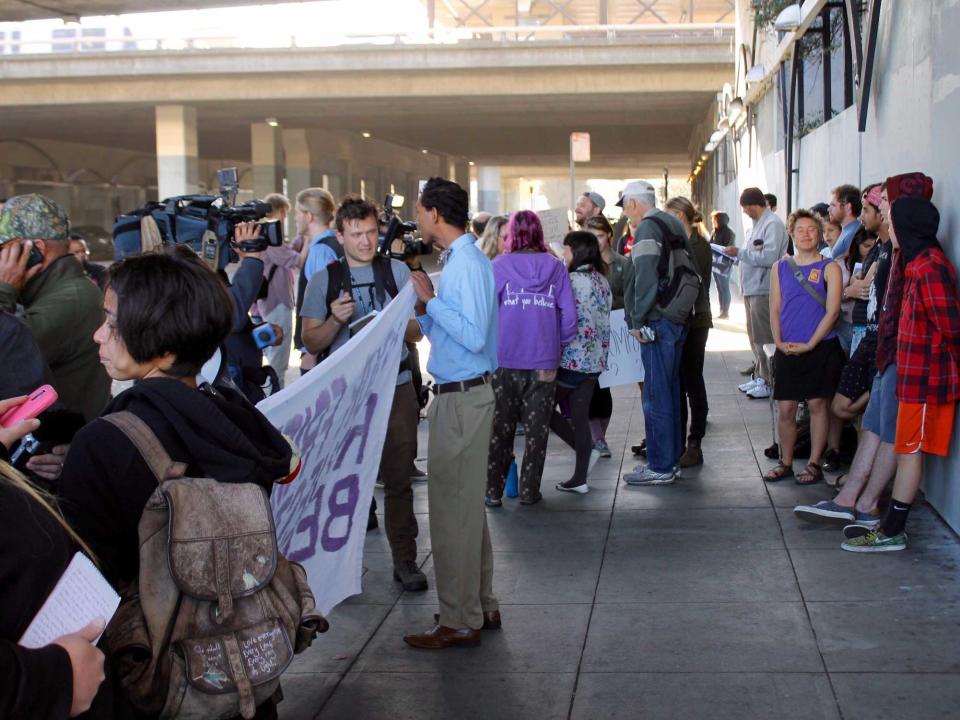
739,208,788,296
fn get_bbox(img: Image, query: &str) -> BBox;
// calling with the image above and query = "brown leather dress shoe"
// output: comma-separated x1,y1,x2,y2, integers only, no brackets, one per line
432,610,501,630
404,625,481,649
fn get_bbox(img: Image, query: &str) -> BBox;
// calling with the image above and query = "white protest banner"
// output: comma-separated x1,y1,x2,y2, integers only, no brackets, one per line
598,309,645,388
537,207,570,248
257,284,415,614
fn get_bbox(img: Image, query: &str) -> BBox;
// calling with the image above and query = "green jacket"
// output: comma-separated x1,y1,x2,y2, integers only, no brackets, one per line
0,255,110,422
624,209,694,328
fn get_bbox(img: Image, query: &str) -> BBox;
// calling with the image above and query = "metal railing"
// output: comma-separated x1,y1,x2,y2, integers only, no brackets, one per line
0,22,733,56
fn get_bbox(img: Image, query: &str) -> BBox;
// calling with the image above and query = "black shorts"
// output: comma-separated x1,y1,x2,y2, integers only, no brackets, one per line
836,330,878,402
773,338,845,401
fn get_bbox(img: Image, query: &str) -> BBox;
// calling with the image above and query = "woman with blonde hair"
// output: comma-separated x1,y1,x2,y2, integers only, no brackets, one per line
665,196,713,467
0,399,110,718
476,215,508,260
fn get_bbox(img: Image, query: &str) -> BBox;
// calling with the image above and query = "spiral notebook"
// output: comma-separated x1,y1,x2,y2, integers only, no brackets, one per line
19,552,120,649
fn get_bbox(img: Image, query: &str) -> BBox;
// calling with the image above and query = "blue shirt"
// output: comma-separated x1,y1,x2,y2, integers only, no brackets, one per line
417,233,498,384
828,219,862,260
304,229,339,280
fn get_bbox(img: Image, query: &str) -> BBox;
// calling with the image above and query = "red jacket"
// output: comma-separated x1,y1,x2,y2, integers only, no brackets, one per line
897,248,960,404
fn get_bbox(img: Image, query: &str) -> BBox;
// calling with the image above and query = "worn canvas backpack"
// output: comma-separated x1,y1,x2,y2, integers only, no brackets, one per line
646,215,702,325
102,411,327,720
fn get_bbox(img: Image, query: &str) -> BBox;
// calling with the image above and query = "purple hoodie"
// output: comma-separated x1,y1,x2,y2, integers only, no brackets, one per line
492,252,578,370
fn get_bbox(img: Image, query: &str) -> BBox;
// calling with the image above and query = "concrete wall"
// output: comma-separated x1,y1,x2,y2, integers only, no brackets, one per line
702,1,960,531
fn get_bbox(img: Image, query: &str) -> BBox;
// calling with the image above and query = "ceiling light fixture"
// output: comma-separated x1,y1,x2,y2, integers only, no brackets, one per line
421,149,429,154
362,132,371,138
266,117,279,128
468,161,475,166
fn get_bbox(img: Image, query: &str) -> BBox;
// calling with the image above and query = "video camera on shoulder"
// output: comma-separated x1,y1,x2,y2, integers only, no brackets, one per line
112,166,283,270
378,193,430,261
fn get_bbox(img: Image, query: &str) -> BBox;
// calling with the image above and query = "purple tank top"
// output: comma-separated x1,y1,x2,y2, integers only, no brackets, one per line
778,258,837,343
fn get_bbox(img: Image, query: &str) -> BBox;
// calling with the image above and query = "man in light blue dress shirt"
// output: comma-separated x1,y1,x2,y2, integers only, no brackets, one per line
403,178,500,649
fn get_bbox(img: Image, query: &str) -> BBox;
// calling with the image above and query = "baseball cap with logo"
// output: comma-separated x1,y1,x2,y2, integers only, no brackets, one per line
0,193,70,246
615,180,657,207
582,191,606,211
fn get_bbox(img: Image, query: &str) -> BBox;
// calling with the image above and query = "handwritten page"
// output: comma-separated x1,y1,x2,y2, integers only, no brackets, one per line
598,309,645,388
19,552,120,649
537,208,571,248
710,243,739,263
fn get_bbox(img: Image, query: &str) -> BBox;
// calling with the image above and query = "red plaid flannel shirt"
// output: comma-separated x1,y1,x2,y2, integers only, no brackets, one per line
897,248,960,404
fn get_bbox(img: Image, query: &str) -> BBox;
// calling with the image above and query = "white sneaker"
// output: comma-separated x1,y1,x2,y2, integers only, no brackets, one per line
746,378,771,399
738,377,760,393
622,465,676,486
587,448,602,476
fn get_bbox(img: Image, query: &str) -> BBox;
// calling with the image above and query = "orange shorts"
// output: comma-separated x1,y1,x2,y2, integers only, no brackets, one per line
894,402,957,456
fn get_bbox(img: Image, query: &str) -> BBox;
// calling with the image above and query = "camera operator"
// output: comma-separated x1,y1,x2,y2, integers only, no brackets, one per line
254,193,300,389
300,196,428,592
223,221,284,404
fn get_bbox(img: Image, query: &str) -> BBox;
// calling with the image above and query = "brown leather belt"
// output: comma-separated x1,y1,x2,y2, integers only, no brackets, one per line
433,374,490,395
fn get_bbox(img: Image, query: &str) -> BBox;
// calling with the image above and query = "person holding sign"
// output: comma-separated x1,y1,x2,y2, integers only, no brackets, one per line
405,178,500,650
551,231,612,495
1,397,109,719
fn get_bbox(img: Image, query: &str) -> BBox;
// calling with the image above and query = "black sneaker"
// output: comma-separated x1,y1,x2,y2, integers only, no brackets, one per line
367,509,379,531
393,560,428,591
821,448,843,472
631,439,647,457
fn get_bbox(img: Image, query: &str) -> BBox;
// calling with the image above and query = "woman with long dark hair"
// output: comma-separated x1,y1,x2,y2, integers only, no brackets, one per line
584,214,633,458
666,197,712,467
551,231,611,495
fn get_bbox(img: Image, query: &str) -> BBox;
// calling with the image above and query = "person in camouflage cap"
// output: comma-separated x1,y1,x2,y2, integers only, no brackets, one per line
0,193,70,246
0,193,111,427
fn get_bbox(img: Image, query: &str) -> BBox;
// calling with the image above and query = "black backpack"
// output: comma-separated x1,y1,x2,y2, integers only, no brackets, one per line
318,255,400,362
645,216,702,325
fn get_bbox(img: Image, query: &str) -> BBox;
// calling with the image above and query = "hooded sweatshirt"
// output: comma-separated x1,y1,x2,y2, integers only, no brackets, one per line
59,377,292,585
492,252,578,370
892,197,960,405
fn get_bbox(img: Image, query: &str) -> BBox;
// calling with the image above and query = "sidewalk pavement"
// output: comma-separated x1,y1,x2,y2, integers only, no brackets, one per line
279,348,960,720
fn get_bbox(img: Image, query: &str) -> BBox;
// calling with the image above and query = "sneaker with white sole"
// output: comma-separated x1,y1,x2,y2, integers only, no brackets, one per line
746,378,771,399
622,465,676,485
738,377,760,393
556,479,589,494
793,500,855,525
594,439,612,458
841,529,907,552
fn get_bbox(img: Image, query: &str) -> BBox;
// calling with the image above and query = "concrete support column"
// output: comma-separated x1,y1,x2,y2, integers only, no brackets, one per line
477,166,502,214
281,128,311,201
155,105,198,199
454,161,471,191
251,123,283,199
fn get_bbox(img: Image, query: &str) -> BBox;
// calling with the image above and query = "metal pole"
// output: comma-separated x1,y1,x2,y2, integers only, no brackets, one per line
569,134,576,219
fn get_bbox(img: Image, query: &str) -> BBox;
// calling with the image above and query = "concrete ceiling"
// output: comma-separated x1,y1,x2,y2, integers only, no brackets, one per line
0,89,712,173
0,1,289,22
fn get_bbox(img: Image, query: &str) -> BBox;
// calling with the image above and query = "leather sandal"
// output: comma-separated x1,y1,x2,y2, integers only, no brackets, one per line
796,462,824,486
763,462,795,482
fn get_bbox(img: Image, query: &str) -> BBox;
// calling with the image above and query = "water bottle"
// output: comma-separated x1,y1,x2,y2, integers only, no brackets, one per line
505,457,519,498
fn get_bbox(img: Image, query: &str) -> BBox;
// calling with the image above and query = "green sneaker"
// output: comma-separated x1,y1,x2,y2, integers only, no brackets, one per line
841,529,907,553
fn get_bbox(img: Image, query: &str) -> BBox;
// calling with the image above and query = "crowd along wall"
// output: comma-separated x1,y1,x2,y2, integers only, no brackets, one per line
706,0,960,532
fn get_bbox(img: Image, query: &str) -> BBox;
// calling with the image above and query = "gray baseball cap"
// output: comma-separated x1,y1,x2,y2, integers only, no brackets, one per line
582,191,606,211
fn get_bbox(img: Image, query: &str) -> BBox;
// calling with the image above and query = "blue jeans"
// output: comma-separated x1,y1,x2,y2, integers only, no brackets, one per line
640,318,687,472
713,270,731,315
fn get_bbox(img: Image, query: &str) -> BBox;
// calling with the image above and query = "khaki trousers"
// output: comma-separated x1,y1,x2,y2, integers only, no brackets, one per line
744,294,774,382
427,382,498,630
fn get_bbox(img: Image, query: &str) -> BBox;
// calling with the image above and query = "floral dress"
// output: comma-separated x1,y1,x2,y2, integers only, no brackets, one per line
560,266,612,374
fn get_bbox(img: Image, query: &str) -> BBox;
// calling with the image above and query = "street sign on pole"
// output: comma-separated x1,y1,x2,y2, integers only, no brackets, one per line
571,132,591,162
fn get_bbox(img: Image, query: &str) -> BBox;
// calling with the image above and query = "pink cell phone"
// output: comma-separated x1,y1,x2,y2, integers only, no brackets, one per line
0,385,58,428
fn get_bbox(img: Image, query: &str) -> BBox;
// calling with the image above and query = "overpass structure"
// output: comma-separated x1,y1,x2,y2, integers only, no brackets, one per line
1,0,735,225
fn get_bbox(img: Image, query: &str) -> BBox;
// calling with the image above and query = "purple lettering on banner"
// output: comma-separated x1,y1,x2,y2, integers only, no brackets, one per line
333,393,378,470
321,474,359,552
286,487,324,563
